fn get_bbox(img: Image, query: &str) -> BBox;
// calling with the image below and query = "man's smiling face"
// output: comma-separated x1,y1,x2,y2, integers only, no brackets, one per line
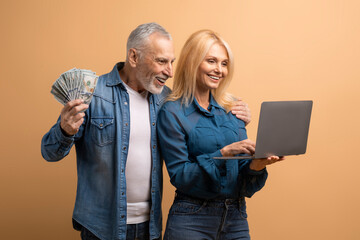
135,32,175,94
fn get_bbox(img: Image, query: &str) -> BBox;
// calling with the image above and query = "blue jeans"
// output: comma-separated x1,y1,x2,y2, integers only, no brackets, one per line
80,221,154,240
164,193,250,240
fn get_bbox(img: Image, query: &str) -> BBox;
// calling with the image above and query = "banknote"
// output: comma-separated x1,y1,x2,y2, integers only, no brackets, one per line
51,68,99,106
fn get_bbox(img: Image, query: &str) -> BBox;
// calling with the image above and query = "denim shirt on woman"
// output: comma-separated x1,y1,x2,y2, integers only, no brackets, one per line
157,95,268,200
41,62,169,240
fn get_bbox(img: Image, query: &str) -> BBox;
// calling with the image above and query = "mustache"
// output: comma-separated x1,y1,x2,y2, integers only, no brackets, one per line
155,75,169,80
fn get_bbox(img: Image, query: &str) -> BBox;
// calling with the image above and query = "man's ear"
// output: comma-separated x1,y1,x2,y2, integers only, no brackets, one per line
128,48,139,67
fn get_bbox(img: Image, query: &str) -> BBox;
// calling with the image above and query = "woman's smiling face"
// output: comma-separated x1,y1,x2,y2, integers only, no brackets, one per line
196,43,229,93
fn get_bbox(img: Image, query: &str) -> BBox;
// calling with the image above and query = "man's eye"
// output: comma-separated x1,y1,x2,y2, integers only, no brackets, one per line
157,59,167,64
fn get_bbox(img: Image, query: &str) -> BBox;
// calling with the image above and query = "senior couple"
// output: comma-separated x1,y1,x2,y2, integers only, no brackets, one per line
41,23,283,240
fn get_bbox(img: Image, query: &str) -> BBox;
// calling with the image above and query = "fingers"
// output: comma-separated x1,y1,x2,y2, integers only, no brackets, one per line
62,99,84,113
235,113,251,124
243,141,256,155
221,139,256,156
62,100,88,115
265,155,285,165
231,98,251,125
60,100,88,136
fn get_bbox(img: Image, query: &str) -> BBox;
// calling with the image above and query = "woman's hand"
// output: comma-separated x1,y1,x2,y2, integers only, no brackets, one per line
249,156,285,171
220,139,256,157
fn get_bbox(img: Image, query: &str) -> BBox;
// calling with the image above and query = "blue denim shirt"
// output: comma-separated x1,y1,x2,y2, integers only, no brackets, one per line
41,62,170,240
157,95,268,200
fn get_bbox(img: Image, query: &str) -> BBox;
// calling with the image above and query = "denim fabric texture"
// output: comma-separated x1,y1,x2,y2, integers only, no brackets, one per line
41,63,169,240
81,222,156,240
164,193,250,240
157,96,268,200
126,221,150,240
81,227,101,240
157,96,268,239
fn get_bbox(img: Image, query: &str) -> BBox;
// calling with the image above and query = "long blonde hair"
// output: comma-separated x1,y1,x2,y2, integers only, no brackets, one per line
168,29,235,111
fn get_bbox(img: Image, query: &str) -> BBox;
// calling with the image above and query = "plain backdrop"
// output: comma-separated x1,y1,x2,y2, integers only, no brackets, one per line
1,0,359,239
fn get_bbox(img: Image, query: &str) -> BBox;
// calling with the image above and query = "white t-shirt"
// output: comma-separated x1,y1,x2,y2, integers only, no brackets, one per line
123,83,152,224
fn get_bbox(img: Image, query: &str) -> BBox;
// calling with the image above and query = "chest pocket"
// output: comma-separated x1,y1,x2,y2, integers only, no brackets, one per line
189,120,242,156
90,116,115,146
189,126,217,156
219,120,241,145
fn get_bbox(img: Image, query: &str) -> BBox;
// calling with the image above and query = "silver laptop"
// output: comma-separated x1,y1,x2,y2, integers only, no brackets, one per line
214,100,313,160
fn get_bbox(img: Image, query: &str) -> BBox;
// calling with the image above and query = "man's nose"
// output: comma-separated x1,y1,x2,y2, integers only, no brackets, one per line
164,62,174,78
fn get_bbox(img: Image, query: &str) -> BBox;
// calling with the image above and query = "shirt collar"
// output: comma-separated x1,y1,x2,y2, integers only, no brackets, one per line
106,62,126,87
184,93,224,116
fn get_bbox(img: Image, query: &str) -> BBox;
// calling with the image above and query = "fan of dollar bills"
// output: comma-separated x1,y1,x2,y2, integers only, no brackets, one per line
51,68,99,105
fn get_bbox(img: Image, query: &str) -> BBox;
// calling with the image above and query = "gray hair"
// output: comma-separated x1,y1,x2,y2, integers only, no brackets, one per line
126,22,172,60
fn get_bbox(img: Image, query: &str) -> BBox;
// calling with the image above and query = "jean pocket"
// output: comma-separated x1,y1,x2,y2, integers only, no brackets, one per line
170,200,206,216
90,116,115,146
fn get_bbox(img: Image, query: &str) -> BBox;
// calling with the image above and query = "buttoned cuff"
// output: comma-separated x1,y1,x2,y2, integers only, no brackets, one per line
209,150,225,168
246,164,267,175
55,123,74,145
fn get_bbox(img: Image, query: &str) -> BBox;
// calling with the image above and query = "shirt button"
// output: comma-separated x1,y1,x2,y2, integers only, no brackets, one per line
153,145,156,149
99,123,103,127
121,215,125,218
125,123,128,126
123,147,126,150
124,102,128,105
152,122,155,126
122,192,125,195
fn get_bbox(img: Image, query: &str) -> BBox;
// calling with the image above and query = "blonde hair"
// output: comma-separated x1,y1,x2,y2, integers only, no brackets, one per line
168,29,235,111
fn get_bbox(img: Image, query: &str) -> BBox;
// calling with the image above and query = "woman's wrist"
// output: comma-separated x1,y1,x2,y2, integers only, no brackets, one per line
220,146,230,157
249,161,266,171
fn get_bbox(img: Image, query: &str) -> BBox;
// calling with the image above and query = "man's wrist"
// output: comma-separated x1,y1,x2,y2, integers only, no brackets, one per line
60,125,73,137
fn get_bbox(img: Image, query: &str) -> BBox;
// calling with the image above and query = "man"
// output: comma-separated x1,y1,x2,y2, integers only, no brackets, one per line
41,23,251,240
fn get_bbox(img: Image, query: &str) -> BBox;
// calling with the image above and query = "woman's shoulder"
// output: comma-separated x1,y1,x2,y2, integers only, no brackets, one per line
224,110,246,128
160,99,184,113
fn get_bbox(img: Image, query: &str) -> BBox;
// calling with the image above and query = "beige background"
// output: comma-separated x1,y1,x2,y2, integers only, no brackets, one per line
1,0,359,239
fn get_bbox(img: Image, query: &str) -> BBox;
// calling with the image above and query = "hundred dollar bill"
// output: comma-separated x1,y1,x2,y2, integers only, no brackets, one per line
51,68,98,106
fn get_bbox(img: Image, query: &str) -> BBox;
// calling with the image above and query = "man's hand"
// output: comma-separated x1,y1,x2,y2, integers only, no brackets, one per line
60,99,89,136
250,156,285,171
231,97,251,125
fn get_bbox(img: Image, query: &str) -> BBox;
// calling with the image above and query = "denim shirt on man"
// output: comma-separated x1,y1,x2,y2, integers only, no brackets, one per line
157,95,268,200
41,62,169,240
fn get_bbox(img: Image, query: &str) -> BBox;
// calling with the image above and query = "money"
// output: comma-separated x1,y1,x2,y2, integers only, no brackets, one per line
51,68,99,105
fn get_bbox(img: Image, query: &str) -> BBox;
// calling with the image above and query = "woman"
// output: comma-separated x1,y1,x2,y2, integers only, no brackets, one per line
157,30,283,239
